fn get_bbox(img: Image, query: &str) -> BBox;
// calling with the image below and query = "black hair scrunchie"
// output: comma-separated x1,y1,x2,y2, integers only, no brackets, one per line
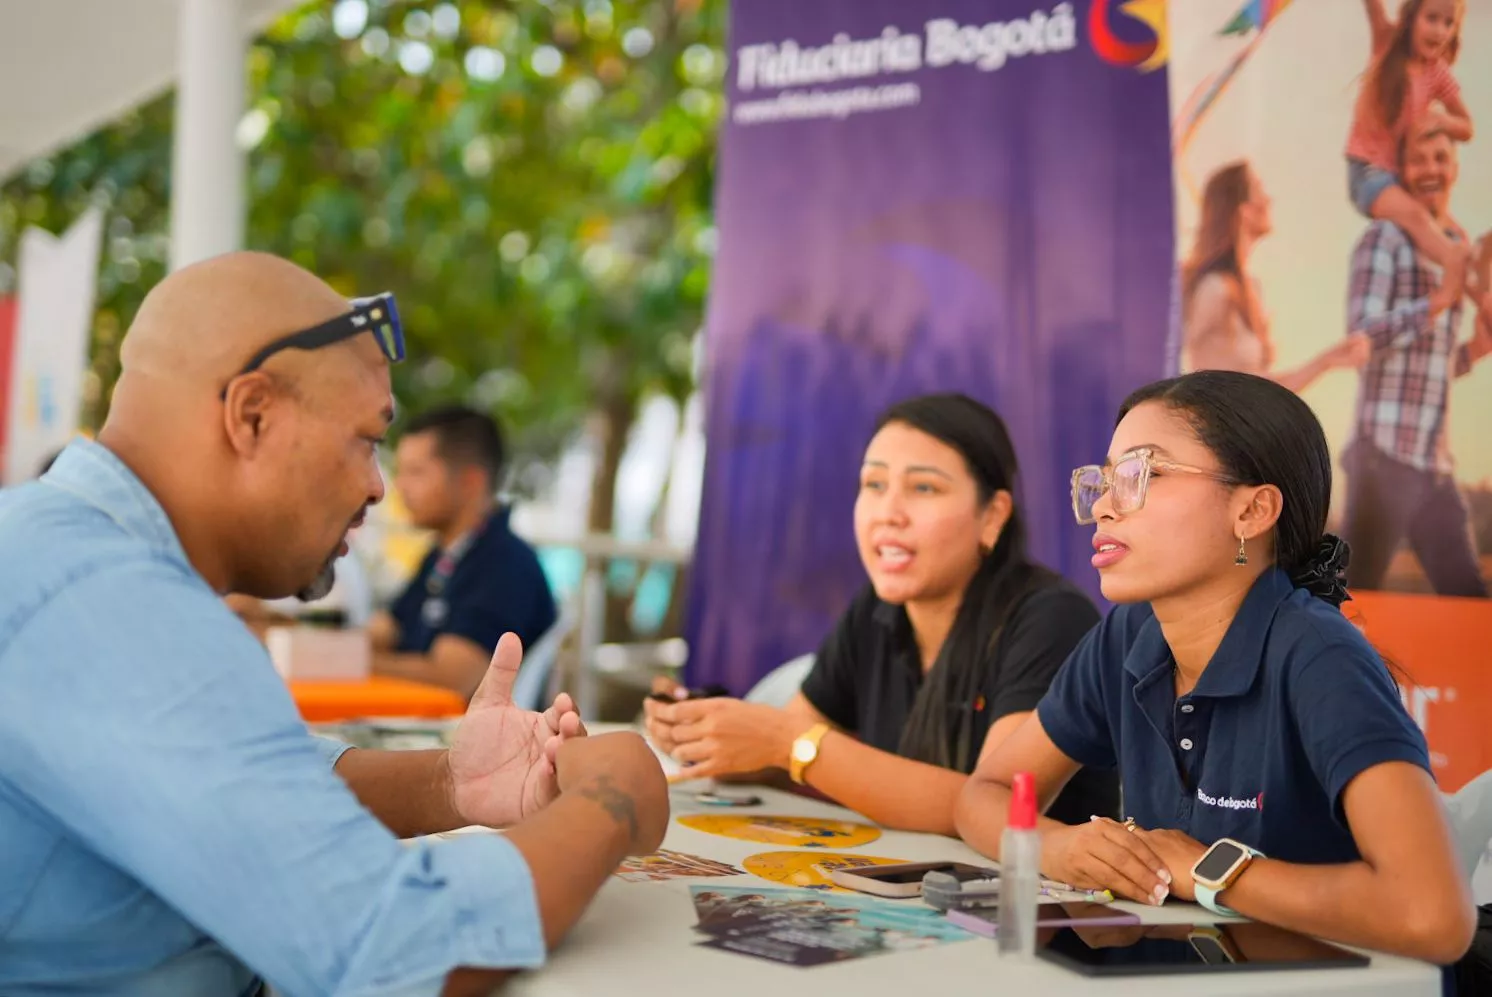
1291,533,1352,607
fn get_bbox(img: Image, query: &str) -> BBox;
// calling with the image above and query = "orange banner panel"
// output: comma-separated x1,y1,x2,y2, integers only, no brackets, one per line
1346,590,1492,792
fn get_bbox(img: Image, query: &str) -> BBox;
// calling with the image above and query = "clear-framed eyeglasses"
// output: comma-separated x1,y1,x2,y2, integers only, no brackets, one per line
1070,447,1235,525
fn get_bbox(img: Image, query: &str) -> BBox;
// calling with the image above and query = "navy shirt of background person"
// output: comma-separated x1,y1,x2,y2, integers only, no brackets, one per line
371,405,558,698
389,505,556,657
1036,567,1429,865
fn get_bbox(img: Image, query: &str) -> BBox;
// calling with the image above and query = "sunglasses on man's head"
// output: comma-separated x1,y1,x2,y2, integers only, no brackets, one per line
222,292,406,397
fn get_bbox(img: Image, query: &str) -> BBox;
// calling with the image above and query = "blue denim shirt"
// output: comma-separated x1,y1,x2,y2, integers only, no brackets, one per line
0,441,545,996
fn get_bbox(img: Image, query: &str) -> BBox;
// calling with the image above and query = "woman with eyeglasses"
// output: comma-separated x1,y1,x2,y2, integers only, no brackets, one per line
644,393,1120,834
955,370,1474,965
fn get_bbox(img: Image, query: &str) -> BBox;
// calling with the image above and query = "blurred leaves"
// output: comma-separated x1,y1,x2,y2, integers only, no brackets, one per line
0,0,724,465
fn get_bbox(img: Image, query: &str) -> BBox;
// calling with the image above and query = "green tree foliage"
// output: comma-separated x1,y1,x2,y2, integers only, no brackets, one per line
0,0,724,526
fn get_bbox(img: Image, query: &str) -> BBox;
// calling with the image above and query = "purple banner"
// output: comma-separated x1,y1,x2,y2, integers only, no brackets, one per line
686,1,1176,692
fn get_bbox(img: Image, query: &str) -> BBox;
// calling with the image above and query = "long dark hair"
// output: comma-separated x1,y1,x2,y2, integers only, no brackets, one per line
1181,161,1266,338
1182,162,1249,312
880,393,1055,773
1118,371,1350,605
1369,0,1463,138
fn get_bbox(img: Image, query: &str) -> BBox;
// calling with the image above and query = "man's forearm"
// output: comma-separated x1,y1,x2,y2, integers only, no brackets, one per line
373,651,477,699
503,774,639,949
1350,293,1431,351
334,748,463,838
372,644,487,699
372,650,438,683
367,611,399,652
440,773,643,996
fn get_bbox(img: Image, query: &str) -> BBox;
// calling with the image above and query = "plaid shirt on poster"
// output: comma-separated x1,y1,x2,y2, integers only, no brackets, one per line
1347,219,1475,475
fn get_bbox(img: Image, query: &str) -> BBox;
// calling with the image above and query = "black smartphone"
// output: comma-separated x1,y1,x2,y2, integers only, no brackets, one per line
694,789,763,807
647,683,731,703
828,861,994,898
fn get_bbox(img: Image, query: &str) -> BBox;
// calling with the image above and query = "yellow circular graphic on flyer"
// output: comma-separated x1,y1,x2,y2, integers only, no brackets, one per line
676,814,881,848
742,851,906,892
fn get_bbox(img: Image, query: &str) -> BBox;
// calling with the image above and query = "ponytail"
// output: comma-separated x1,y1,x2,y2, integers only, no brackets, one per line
1289,533,1351,608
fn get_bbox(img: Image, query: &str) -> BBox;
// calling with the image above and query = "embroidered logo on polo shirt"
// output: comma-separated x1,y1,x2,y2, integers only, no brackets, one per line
1196,788,1264,813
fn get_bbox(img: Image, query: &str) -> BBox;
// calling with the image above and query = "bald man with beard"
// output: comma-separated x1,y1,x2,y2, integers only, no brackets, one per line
0,253,667,996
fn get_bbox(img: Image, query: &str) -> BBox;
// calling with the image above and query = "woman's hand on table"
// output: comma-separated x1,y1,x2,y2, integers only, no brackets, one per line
1040,816,1173,907
641,676,688,753
1129,827,1207,902
649,696,802,782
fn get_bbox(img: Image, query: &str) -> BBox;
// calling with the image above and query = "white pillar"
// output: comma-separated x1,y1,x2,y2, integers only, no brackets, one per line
170,0,245,270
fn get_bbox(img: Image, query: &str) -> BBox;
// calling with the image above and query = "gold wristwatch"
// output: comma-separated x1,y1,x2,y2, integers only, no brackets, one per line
789,723,831,784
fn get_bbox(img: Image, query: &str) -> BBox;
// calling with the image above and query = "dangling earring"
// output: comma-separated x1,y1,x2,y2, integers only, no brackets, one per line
1235,535,1248,566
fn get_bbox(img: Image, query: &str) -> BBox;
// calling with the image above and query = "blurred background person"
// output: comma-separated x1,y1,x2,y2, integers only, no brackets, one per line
1340,126,1492,598
644,393,1118,834
369,405,557,698
1181,161,1370,392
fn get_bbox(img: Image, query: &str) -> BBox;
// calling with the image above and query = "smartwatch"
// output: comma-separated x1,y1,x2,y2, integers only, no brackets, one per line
1190,838,1263,917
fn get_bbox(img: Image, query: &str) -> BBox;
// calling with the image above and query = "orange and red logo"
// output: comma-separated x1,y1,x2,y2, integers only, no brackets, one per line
1089,0,1168,72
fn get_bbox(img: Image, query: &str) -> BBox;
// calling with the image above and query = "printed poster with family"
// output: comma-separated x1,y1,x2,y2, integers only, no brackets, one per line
1170,0,1492,599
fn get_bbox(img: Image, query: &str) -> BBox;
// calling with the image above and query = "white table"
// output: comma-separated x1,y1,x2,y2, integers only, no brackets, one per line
484,724,1441,997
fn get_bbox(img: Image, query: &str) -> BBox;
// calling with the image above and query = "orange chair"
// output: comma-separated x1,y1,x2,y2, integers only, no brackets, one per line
1345,589,1492,793
289,676,466,724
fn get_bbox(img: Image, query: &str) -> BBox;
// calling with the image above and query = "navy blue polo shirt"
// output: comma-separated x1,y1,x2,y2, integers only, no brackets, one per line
390,507,557,656
1036,568,1430,864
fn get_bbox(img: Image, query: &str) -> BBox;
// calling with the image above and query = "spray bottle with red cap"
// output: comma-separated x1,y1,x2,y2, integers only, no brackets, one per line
996,771,1040,956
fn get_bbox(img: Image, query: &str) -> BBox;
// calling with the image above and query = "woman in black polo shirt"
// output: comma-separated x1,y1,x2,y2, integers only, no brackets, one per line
645,393,1119,834
956,371,1473,965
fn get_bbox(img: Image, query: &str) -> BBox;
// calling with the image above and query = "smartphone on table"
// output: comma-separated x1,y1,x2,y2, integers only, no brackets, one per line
828,861,996,899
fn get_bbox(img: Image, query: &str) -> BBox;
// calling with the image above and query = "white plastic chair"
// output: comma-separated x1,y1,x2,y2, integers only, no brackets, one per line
744,654,815,708
1445,769,1492,881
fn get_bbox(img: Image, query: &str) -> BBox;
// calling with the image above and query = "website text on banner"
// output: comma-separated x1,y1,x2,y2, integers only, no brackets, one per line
686,0,1175,695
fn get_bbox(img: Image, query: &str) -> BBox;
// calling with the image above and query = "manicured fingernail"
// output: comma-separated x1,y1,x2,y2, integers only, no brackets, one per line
1158,869,1173,885
1152,885,1169,905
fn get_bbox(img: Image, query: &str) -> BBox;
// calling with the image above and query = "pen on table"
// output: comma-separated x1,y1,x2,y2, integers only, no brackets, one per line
978,875,1087,891
989,876,1114,901
1041,886,1115,902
